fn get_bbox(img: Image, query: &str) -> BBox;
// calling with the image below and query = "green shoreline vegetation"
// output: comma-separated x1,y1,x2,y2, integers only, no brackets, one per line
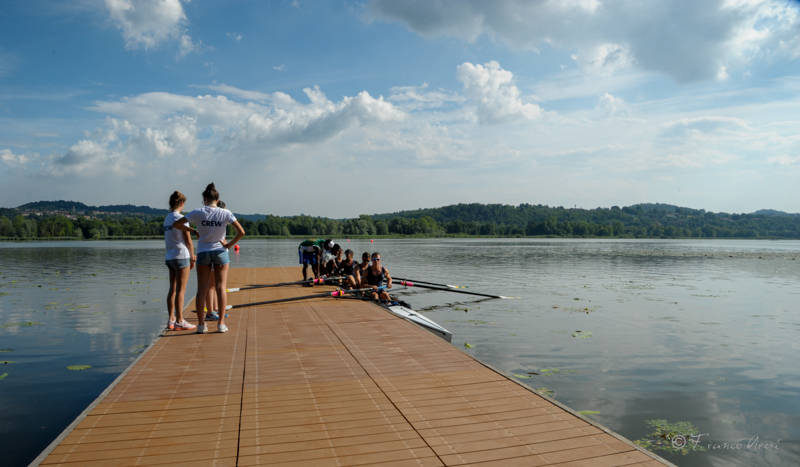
2,201,800,240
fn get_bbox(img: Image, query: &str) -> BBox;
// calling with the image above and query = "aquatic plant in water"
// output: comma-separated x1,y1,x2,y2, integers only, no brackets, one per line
634,419,707,455
66,365,92,371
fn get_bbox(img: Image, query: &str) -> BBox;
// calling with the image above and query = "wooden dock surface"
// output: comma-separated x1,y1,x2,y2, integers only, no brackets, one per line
34,267,673,467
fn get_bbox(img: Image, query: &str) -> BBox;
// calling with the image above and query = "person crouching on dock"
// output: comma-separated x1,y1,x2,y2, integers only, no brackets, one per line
174,183,244,334
298,238,324,284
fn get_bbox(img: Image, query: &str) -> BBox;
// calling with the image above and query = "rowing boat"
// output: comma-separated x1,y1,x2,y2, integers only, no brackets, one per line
380,302,453,342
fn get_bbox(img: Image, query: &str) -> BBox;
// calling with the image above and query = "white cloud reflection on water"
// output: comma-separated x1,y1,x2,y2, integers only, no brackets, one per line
1,238,799,466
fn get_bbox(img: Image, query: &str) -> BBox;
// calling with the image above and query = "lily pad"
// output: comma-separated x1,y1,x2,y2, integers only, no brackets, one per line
512,373,532,379
0,292,8,297
1,360,15,364
0,321,43,329
66,365,92,371
633,419,707,455
466,319,490,325
0,373,7,380
0,349,13,353
539,368,562,376
577,410,600,416
535,387,555,397
572,330,593,339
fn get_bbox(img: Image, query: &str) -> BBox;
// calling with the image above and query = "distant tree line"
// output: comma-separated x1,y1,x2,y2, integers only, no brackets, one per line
2,202,800,240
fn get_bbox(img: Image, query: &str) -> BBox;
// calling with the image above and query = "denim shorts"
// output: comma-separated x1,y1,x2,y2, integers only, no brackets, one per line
197,249,230,266
165,258,190,270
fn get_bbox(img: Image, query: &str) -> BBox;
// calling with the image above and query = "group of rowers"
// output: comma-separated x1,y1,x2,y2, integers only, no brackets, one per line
298,239,393,302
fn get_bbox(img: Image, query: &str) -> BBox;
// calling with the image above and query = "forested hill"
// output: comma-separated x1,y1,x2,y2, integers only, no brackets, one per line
370,202,800,238
18,200,169,217
2,201,800,239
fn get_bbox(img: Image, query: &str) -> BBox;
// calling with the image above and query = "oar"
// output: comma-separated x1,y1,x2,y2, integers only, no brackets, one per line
231,287,374,309
394,280,515,299
228,276,344,292
393,276,469,289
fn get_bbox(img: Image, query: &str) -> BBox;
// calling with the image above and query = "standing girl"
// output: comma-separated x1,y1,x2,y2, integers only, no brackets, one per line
164,191,197,331
174,183,245,333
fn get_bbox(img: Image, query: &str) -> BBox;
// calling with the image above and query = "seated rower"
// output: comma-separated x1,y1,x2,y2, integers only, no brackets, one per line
355,251,370,287
338,249,358,289
364,252,392,302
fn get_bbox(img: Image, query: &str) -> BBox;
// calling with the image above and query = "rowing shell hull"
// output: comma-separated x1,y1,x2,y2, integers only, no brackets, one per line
384,305,453,342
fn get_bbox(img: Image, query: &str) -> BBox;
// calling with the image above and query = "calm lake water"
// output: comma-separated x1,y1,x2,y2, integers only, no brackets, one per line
1,238,799,466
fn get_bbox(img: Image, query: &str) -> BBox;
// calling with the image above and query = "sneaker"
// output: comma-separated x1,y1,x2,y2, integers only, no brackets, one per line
197,324,209,334
167,320,176,330
175,320,196,331
218,323,229,333
205,311,220,321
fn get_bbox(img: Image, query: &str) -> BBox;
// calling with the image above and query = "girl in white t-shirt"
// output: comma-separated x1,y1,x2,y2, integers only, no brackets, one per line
174,183,245,334
163,191,197,331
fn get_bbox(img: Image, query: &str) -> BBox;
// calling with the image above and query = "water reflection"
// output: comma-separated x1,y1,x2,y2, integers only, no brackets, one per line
1,239,799,466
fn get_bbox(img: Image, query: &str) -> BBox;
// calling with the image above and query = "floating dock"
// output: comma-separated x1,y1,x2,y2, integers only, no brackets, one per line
33,267,673,466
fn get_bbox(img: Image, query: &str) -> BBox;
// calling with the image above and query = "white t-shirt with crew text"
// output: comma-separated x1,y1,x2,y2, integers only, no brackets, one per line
185,205,237,253
163,211,190,260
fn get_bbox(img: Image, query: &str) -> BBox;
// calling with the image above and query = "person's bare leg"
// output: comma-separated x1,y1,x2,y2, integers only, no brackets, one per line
167,267,178,323
206,271,218,314
195,265,211,327
215,264,229,329
174,265,190,323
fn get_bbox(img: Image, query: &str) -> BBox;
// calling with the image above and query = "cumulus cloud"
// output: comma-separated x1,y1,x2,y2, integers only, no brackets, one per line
196,83,271,102
598,92,626,116
457,61,540,124
369,0,800,82
105,0,197,54
226,32,243,42
388,83,464,111
45,85,405,178
0,149,31,167
660,116,749,139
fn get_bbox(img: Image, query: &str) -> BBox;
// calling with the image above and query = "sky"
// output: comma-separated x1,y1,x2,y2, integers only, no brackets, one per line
2,0,800,217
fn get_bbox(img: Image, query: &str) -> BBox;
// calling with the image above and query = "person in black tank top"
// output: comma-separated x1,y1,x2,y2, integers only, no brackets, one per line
339,249,358,289
365,252,392,302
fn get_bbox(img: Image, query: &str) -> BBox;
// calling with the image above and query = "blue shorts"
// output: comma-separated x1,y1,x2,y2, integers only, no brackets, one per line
165,258,190,270
197,249,230,266
299,250,317,265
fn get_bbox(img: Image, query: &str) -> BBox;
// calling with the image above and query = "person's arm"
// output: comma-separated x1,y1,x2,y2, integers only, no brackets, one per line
384,268,392,289
221,220,245,249
182,229,196,269
172,217,198,235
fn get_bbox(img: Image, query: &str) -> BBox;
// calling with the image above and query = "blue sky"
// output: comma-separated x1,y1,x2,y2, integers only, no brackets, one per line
2,0,800,216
